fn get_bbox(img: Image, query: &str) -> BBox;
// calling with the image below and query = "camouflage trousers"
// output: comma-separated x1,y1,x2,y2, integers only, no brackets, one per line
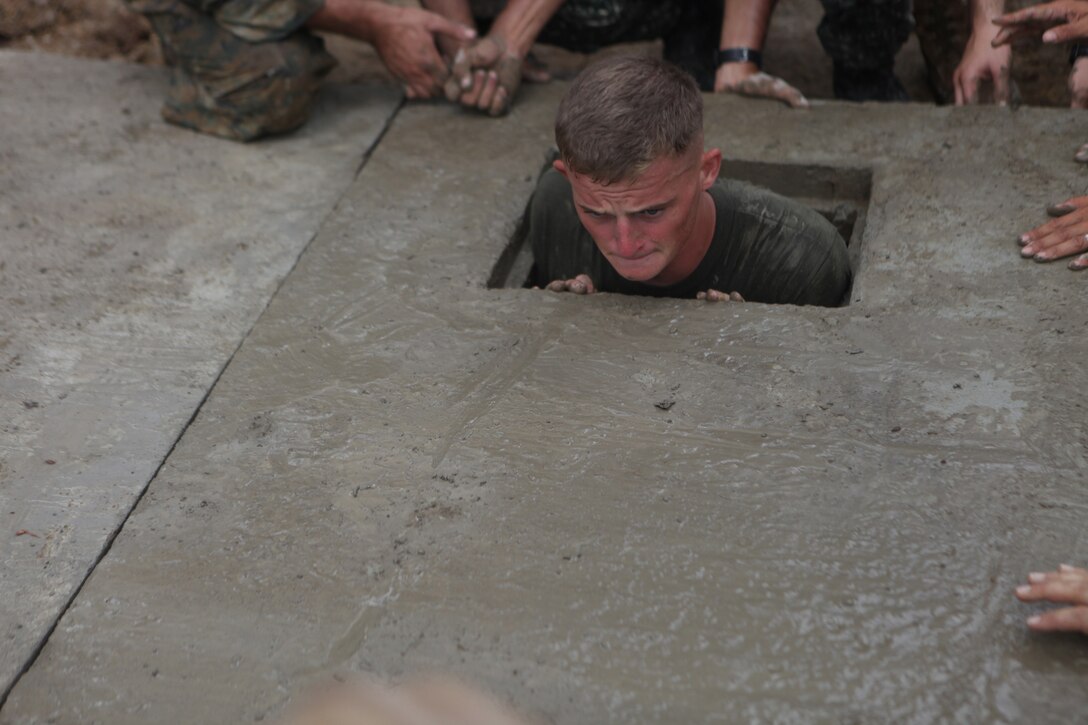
818,0,915,72
137,1,335,141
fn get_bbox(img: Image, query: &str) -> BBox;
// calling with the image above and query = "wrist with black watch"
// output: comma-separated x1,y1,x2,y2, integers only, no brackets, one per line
716,47,763,70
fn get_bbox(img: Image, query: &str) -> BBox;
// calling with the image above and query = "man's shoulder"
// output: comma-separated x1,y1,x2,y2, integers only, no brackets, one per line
530,167,583,235
705,178,851,305
710,178,838,238
527,166,604,285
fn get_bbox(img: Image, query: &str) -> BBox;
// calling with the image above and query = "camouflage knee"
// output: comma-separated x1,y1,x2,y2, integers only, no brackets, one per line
146,5,335,141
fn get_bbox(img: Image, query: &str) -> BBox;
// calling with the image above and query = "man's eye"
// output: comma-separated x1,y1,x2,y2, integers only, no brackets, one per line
641,208,663,218
584,210,604,218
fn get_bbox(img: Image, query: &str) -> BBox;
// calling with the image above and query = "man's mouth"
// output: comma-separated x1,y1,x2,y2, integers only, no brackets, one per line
612,251,653,262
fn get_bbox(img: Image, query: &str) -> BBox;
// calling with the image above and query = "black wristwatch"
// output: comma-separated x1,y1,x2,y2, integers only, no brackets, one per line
1070,43,1088,66
716,47,763,70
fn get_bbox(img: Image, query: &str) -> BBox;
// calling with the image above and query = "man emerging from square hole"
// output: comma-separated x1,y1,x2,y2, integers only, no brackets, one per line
529,55,851,306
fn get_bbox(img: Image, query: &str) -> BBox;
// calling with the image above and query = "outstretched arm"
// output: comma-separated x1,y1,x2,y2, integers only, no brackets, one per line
992,0,1088,45
715,0,809,108
953,0,1011,104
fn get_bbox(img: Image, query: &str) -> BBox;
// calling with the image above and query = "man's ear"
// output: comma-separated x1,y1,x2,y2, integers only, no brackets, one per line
699,148,722,190
553,159,570,179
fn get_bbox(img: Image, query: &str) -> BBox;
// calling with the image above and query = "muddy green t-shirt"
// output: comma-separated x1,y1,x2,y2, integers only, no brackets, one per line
528,168,851,306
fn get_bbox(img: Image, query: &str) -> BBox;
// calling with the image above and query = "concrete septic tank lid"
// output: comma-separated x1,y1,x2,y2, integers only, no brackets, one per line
5,84,1088,723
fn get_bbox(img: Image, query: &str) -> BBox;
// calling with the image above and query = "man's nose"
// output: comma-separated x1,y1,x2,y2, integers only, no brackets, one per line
612,217,639,255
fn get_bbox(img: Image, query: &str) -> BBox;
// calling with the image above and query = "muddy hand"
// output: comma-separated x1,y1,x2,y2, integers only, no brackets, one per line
696,289,745,302
953,34,1011,105
536,274,596,295
992,0,1088,46
371,6,476,100
444,35,522,116
1015,564,1088,635
1019,195,1088,269
715,63,809,109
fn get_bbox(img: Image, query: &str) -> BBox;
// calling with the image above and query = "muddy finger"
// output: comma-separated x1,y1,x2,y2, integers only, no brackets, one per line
1020,209,1088,246
444,75,463,102
570,274,595,294
489,86,509,117
764,76,808,108
476,71,499,111
460,70,486,107
1070,252,1088,269
1046,202,1076,217
451,48,473,90
1028,231,1088,261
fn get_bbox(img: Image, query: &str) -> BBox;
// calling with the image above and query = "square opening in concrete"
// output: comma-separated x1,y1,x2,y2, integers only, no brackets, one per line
487,157,872,307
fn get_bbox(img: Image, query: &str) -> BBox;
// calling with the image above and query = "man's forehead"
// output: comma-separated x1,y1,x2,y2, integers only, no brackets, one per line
570,151,701,197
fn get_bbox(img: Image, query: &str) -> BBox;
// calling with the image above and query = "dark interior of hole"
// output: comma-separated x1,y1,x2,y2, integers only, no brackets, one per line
487,154,872,307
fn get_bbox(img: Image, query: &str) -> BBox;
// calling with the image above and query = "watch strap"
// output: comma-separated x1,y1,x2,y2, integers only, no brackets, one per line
716,47,763,70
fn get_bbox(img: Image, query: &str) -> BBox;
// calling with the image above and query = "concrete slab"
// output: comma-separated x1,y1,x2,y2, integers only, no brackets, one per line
4,86,1087,724
0,50,400,699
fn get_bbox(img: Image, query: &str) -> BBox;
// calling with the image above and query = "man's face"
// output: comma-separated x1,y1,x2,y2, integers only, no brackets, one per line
555,145,722,285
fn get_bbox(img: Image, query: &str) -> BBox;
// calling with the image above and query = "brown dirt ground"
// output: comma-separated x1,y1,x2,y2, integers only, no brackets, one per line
0,0,161,63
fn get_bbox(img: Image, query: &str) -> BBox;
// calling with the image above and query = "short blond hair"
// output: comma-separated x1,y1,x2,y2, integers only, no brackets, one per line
555,55,703,184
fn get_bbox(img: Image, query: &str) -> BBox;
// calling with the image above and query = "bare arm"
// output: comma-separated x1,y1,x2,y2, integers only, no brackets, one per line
419,0,476,59
719,0,776,55
954,0,1010,104
970,0,1008,36
714,0,808,108
419,0,476,29
488,0,566,57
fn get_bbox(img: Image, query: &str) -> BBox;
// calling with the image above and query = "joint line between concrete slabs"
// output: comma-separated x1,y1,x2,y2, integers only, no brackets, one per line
0,98,408,711
354,97,406,178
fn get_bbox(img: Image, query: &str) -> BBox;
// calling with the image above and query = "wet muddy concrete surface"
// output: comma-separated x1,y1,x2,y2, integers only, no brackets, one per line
0,50,400,705
2,60,1088,724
